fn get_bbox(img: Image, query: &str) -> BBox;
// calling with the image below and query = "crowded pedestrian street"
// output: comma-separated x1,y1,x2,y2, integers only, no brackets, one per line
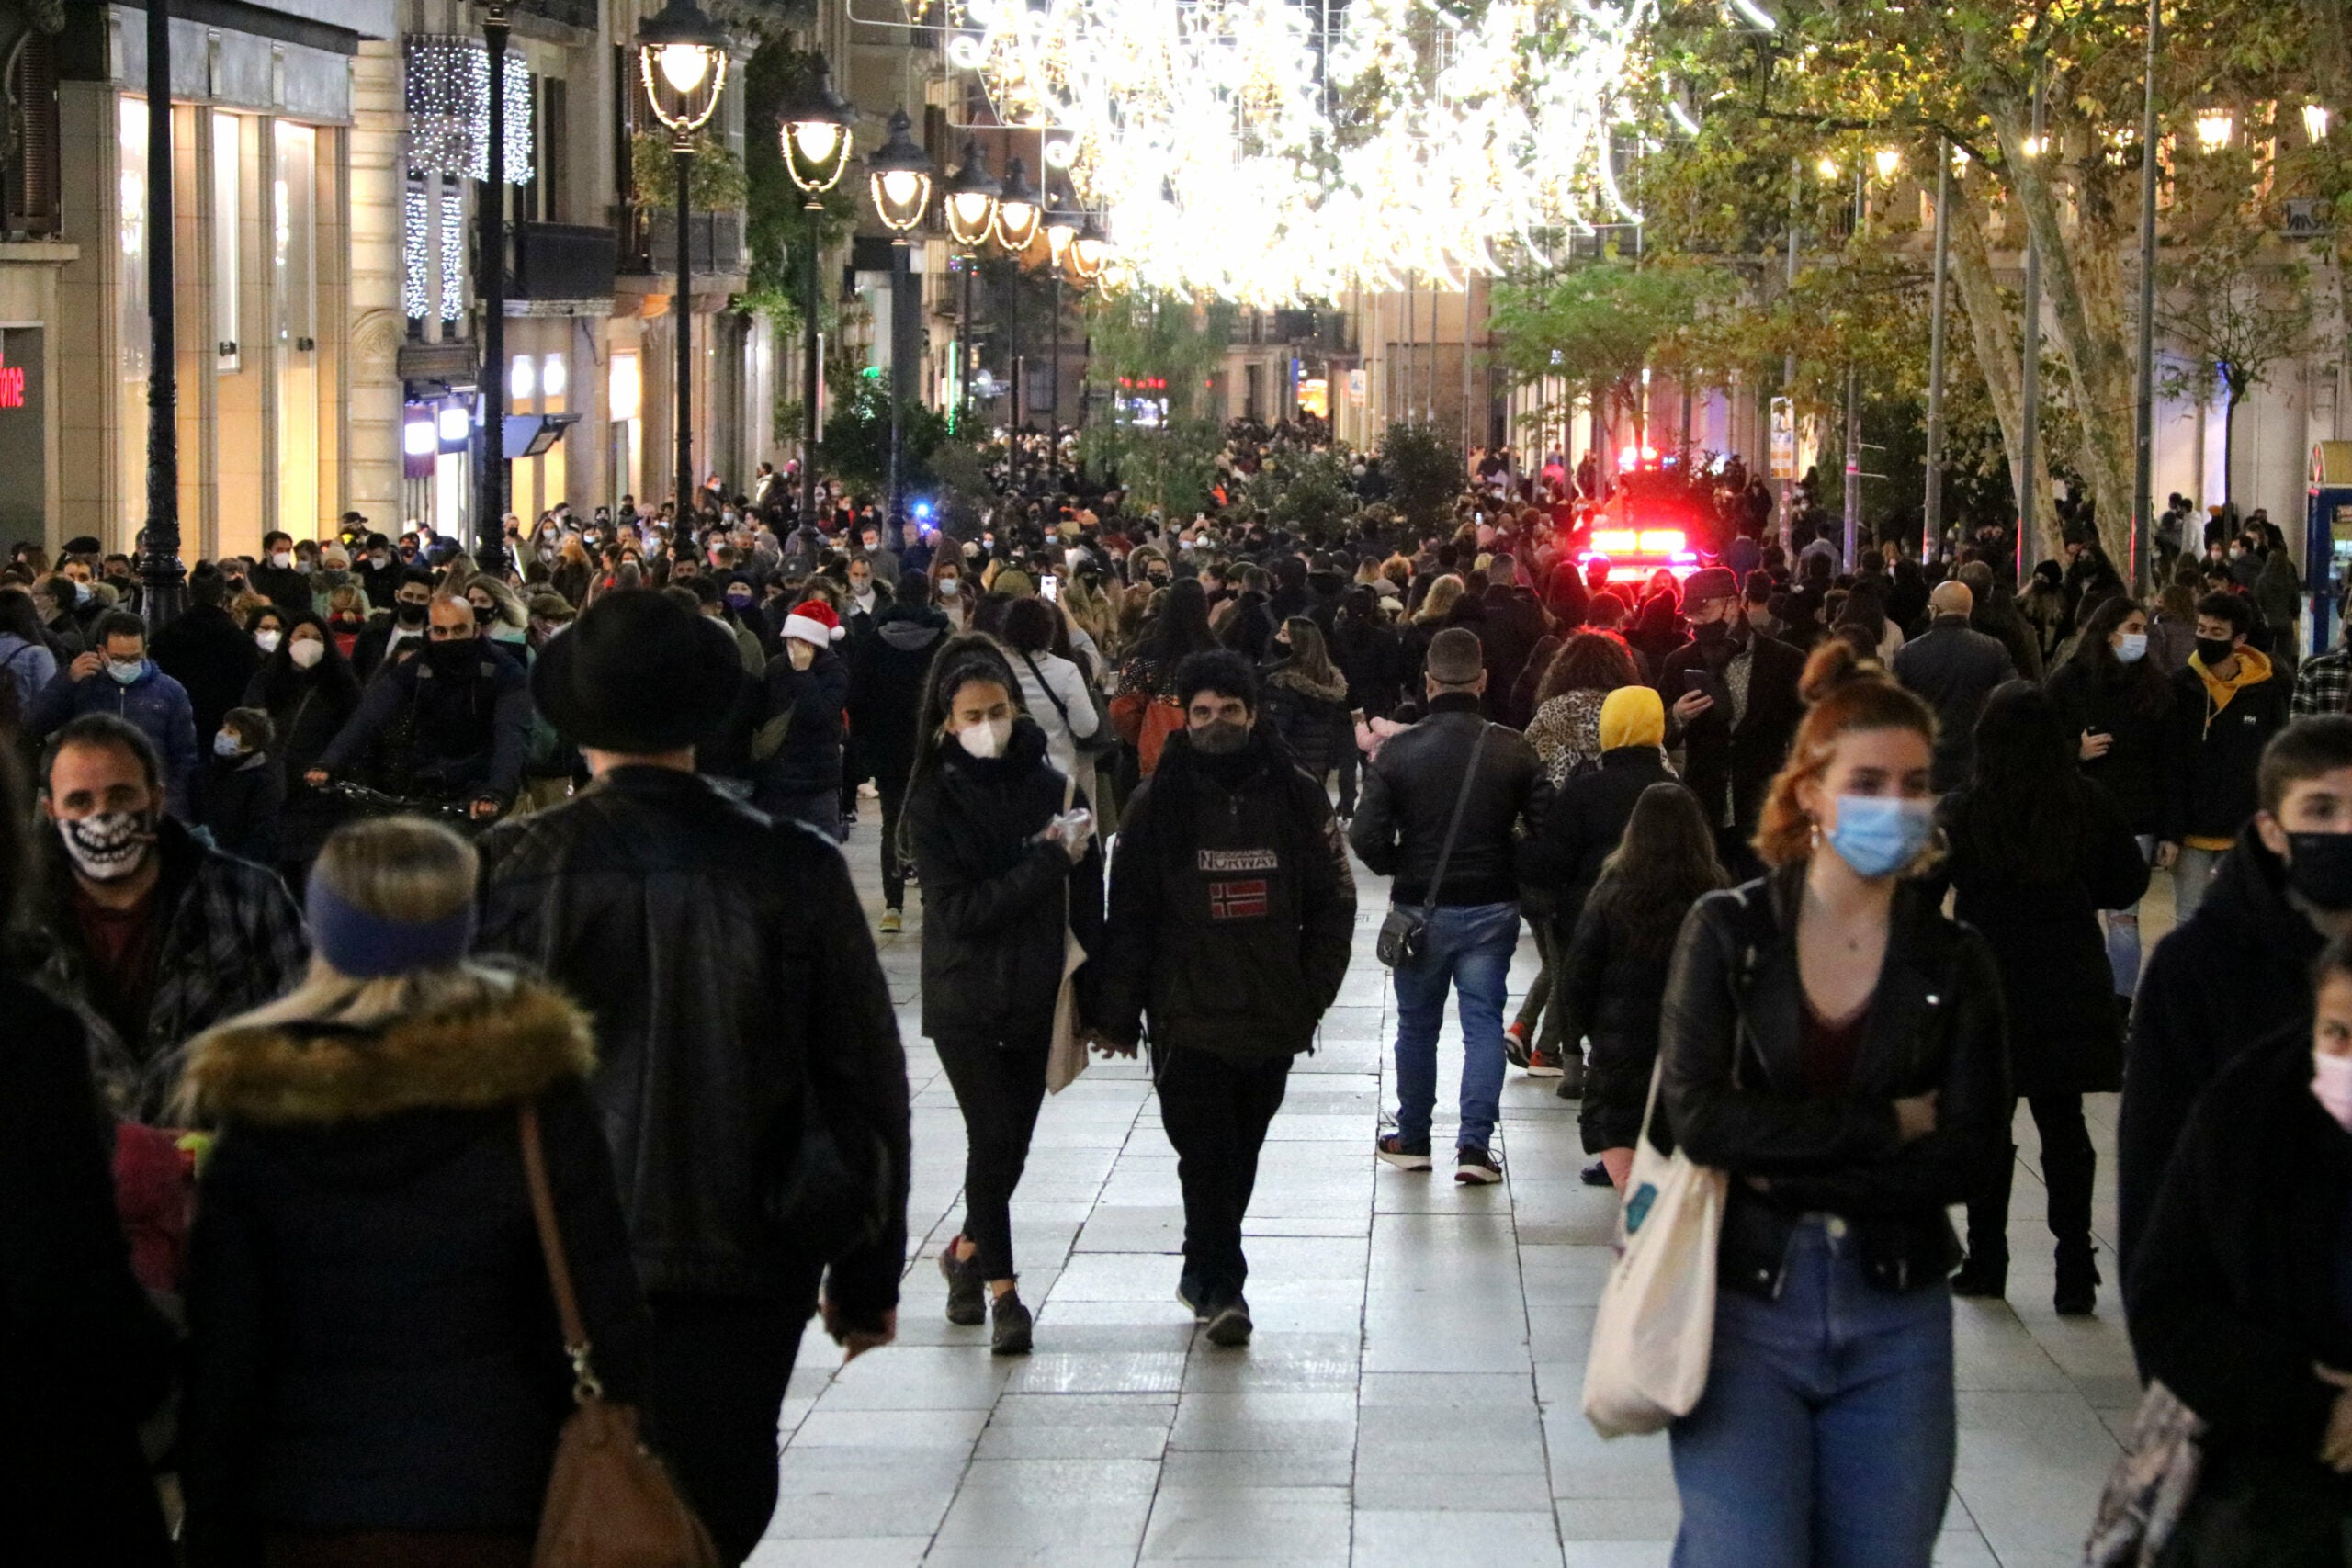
748,840,2151,1568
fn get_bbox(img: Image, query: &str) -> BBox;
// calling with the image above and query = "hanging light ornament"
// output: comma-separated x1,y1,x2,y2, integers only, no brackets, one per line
942,138,1003,247
994,156,1044,251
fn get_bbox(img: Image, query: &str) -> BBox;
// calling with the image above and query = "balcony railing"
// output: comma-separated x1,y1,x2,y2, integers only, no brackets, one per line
511,222,616,300
616,204,744,277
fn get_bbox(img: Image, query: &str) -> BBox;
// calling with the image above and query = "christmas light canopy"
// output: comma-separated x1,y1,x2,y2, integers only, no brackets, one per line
867,107,936,235
780,58,857,196
636,0,729,135
943,138,1002,247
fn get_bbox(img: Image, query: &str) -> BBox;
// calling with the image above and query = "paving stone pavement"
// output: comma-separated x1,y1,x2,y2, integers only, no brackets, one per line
750,809,2154,1568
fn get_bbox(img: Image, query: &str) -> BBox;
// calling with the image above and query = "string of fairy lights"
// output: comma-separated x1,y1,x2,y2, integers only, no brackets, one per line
922,0,1654,302
401,35,536,321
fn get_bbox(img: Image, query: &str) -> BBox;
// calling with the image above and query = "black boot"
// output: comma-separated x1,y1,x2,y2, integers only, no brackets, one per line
1951,1142,2017,1298
2053,1242,2101,1317
1950,1249,2009,1298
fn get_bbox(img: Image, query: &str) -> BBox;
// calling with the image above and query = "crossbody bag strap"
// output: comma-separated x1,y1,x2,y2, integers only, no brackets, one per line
1021,649,1078,730
1419,722,1492,918
519,1100,605,1403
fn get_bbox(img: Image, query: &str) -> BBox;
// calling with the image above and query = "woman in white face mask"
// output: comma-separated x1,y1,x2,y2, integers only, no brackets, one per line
2123,936,2352,1561
899,636,1103,1359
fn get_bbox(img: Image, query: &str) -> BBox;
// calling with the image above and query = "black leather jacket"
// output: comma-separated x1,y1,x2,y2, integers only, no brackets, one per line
1658,866,2010,1296
1347,694,1551,907
473,767,911,1319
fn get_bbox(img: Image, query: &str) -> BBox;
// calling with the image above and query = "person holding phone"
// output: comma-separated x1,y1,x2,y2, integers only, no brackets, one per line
1656,568,1806,883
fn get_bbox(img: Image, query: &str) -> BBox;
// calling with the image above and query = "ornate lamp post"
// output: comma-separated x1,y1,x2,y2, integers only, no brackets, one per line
1041,198,1080,493
138,0,182,626
993,158,1040,492
942,139,1001,438
779,58,855,528
476,1,514,575
867,107,934,519
636,0,729,537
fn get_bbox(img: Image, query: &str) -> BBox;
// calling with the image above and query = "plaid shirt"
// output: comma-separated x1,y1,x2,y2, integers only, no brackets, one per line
2293,647,2352,716
38,818,310,1121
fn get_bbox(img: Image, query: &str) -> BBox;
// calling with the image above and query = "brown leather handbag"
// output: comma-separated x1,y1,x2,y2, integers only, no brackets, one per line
519,1101,719,1568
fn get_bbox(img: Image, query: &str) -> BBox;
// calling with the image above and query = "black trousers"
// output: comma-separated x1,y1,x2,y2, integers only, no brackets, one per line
876,770,910,909
933,1028,1051,1280
645,1279,821,1568
1154,1045,1292,1300
1965,1093,2096,1260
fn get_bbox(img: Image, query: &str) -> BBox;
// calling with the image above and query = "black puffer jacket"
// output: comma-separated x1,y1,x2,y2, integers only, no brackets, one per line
907,719,1105,1043
753,645,849,806
149,602,263,743
1348,694,1551,907
1659,867,2010,1297
474,767,910,1315
2045,653,2173,835
1260,661,1352,782
1521,746,1675,936
179,976,649,1566
2119,824,2324,1276
1099,728,1355,1060
1560,891,1700,1155
846,605,949,796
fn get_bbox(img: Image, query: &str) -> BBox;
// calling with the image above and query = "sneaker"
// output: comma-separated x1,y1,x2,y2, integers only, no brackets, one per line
939,1245,986,1326
1203,1293,1254,1348
1525,1046,1566,1078
1176,1274,1211,1322
878,908,902,933
1455,1146,1503,1185
1375,1134,1433,1170
990,1288,1034,1356
1503,1021,1533,1069
1579,1158,1614,1188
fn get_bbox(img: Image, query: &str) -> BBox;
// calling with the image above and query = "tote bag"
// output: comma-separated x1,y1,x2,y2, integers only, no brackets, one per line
1046,774,1091,1093
1581,1056,1727,1438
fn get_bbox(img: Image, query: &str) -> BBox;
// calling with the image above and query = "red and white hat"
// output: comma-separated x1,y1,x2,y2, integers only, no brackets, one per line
782,599,845,646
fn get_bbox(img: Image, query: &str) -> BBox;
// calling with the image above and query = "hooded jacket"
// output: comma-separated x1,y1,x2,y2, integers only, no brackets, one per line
32,658,202,820
2119,823,2326,1275
905,718,1105,1043
1259,659,1352,781
177,975,650,1566
475,767,910,1313
1098,727,1355,1060
752,642,848,805
2162,647,2290,848
846,604,949,793
149,602,264,746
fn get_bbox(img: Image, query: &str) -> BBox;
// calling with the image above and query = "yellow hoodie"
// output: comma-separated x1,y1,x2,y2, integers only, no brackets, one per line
2182,645,2276,852
1599,684,1667,752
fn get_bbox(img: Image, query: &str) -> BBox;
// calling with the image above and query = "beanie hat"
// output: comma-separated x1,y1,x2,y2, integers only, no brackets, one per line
1598,684,1666,752
783,599,844,646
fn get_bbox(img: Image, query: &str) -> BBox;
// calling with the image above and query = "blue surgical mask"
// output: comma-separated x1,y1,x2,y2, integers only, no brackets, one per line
1826,795,1936,879
213,730,243,758
107,658,143,686
2115,632,2148,663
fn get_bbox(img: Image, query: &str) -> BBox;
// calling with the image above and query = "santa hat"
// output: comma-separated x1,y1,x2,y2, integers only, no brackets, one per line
782,599,845,646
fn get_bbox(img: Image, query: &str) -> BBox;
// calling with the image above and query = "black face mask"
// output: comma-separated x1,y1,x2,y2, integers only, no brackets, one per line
421,637,476,674
2194,636,2237,668
2286,831,2352,911
395,600,428,626
1190,718,1250,756
1692,618,1731,648
471,604,494,626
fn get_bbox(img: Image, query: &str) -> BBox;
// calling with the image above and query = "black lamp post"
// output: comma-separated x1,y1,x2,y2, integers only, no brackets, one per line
780,58,854,530
478,1,511,574
138,0,182,627
636,0,730,541
1042,197,1080,496
993,158,1040,494
942,139,1001,439
866,107,934,520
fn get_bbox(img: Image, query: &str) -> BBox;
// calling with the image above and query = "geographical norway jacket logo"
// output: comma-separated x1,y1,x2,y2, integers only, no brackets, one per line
1207,879,1270,920
1199,848,1278,921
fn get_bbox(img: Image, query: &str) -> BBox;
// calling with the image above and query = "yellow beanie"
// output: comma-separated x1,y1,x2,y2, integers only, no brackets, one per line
1599,684,1666,752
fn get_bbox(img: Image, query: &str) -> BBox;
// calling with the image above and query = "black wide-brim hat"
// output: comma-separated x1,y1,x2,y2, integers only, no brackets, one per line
531,588,743,753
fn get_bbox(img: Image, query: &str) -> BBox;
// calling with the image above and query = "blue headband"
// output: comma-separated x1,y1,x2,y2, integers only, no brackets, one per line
306,874,477,979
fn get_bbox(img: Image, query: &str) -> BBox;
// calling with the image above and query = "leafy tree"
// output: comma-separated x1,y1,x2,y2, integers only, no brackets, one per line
1080,289,1237,520
1244,449,1358,538
821,375,950,496
1382,422,1464,535
1488,257,1731,454
2157,233,2315,504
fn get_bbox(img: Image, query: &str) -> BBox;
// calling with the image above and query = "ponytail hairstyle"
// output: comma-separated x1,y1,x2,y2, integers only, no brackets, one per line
1752,641,1939,868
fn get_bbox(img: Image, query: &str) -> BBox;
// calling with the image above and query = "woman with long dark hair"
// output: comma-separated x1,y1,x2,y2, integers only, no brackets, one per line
1932,682,2147,1314
1561,778,1724,1186
2046,593,2173,1000
1522,633,1642,788
1114,578,1220,784
903,637,1103,1356
1260,617,1352,790
1660,641,2008,1566
1329,583,1404,721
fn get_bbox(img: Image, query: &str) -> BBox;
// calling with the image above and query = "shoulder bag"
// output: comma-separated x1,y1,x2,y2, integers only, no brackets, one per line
1020,649,1119,761
1374,723,1492,968
521,1101,719,1568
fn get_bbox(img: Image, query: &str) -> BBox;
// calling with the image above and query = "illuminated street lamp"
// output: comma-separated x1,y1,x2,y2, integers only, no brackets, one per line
866,109,935,513
637,0,730,521
2195,109,2235,151
779,56,855,524
943,140,1001,434
1873,147,1901,180
995,156,1042,251
1069,214,1108,282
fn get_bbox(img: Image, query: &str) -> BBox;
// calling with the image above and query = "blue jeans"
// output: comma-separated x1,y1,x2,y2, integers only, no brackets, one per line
1669,1219,1955,1568
1389,899,1519,1153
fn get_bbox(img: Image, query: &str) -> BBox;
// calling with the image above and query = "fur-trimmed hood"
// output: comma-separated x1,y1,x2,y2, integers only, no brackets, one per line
180,970,594,1126
1265,662,1351,704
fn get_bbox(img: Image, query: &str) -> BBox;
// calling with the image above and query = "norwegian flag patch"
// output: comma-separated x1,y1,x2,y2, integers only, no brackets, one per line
1207,878,1271,920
